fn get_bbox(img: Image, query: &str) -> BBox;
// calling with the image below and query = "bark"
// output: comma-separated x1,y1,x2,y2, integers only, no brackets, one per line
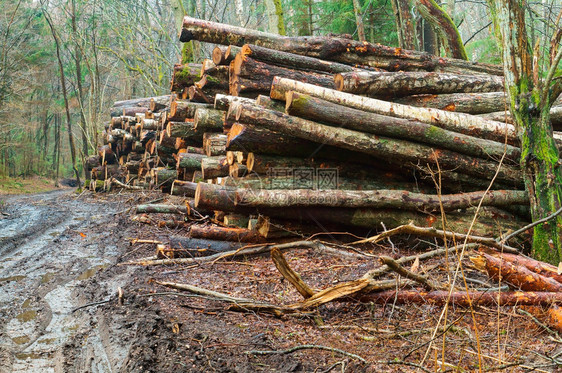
271,77,518,144
203,133,227,156
241,44,360,74
169,99,213,121
189,225,265,242
235,102,523,186
119,107,150,117
230,54,334,96
488,252,562,284
491,0,562,264
264,0,286,35
196,64,229,90
360,290,562,307
256,95,286,111
167,120,201,141
391,0,417,50
415,0,467,59
195,183,524,234
176,152,206,170
214,94,255,112
352,0,366,42
135,204,189,215
395,92,507,114
194,108,225,133
223,214,251,228
335,71,503,98
201,155,230,179
171,63,203,92
113,95,173,109
286,92,520,161
180,16,502,75
159,238,244,258
471,252,562,292
152,168,178,188
234,188,528,211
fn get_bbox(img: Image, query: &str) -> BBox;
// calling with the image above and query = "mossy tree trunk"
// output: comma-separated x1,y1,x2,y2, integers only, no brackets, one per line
391,0,417,50
415,0,467,60
489,0,562,264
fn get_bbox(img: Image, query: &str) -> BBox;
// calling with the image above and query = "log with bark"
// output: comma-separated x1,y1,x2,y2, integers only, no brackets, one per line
285,91,520,161
270,77,518,144
334,71,503,98
169,99,213,121
180,16,502,75
230,54,334,97
201,155,230,179
235,102,523,186
158,238,244,258
394,92,508,114
171,63,202,92
194,107,226,133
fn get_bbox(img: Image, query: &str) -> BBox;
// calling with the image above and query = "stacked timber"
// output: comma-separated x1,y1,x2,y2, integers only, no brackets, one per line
98,16,562,244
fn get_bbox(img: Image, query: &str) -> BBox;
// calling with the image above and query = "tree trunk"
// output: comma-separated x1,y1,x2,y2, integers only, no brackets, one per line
264,0,286,35
235,102,523,186
286,92,520,161
415,0,467,59
490,0,562,264
271,77,518,144
391,0,417,50
335,71,503,98
351,0,366,42
179,16,502,75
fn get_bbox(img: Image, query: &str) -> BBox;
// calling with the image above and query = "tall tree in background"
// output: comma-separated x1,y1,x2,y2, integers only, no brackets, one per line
42,1,81,187
264,0,286,35
488,0,562,264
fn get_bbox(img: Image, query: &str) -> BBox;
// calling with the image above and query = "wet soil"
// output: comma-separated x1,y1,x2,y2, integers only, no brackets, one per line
1,190,561,372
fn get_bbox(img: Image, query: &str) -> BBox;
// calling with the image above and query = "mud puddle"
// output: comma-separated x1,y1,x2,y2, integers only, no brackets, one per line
0,190,134,372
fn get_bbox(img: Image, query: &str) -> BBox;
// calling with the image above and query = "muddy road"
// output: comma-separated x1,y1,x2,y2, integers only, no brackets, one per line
0,190,136,372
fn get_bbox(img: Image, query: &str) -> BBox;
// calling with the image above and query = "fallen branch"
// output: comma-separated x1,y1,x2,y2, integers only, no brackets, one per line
379,256,441,290
271,247,315,298
246,344,367,364
352,222,520,254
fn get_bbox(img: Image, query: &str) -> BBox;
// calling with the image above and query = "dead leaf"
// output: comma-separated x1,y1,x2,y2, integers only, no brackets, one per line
79,232,86,238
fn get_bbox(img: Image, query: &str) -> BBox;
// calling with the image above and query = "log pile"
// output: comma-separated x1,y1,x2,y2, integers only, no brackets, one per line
97,17,562,332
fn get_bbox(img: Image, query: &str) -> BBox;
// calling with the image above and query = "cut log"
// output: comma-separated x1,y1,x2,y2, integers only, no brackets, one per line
270,77,517,144
212,45,229,65
171,180,198,197
189,225,265,242
235,103,523,186
194,183,524,235
360,290,562,307
113,95,171,109
471,253,562,292
167,120,202,141
394,92,508,114
171,63,203,92
230,55,334,96
194,108,226,133
234,188,528,211
169,99,213,121
488,252,562,284
176,152,207,170
241,44,360,74
201,155,230,179
158,238,243,258
135,204,189,214
180,16,502,75
151,168,178,188
286,91,520,161
335,71,504,98
214,94,255,111
203,133,227,156
256,95,286,111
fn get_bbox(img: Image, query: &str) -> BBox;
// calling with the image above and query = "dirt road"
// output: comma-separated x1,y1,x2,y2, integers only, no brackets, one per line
0,190,135,372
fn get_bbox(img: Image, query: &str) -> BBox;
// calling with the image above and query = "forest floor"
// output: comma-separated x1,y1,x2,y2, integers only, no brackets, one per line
0,189,561,372
0,176,58,195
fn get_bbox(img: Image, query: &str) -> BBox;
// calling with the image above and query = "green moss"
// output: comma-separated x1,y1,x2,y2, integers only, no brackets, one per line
181,42,194,64
176,65,200,84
